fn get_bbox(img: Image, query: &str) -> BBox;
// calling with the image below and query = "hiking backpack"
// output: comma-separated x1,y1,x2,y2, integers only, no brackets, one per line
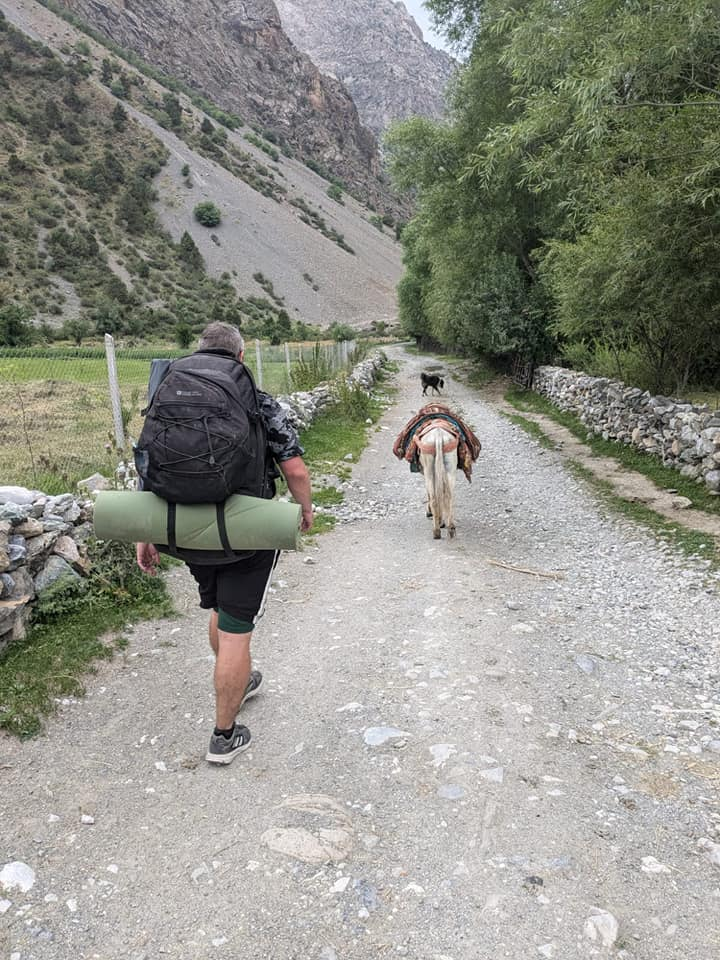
134,351,268,505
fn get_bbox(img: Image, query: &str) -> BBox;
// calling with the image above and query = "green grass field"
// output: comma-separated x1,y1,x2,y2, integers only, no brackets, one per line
0,351,303,491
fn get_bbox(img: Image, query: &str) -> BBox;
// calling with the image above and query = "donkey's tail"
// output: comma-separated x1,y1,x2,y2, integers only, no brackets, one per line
433,430,450,526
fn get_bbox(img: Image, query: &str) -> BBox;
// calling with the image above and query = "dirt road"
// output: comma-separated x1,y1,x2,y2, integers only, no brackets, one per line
2,348,719,959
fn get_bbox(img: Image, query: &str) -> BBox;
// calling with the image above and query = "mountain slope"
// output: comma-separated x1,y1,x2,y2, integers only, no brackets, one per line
275,0,455,134
34,0,400,209
0,3,402,332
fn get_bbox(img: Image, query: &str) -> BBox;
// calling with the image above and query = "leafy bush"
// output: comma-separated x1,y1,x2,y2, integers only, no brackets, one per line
289,343,333,390
335,380,372,422
193,201,221,227
0,303,34,346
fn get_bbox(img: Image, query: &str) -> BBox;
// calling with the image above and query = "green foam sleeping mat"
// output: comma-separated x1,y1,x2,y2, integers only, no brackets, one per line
93,491,302,552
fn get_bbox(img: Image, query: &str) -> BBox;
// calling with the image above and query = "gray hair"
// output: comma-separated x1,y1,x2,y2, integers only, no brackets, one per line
198,322,244,355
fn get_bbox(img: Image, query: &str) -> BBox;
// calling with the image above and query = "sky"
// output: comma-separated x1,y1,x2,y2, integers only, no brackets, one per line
400,0,451,52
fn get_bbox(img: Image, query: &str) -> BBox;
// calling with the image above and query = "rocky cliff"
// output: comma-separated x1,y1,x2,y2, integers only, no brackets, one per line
275,0,455,134
51,0,389,203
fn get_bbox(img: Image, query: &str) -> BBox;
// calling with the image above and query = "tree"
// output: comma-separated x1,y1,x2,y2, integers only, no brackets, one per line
163,93,182,129
116,176,156,233
387,0,720,387
193,201,221,228
200,116,214,135
92,298,125,335
175,321,193,349
111,101,127,132
63,316,91,346
328,321,354,342
178,230,204,271
0,304,34,346
100,58,113,85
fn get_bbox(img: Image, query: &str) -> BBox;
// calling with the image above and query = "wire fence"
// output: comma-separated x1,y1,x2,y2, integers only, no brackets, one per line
0,337,357,493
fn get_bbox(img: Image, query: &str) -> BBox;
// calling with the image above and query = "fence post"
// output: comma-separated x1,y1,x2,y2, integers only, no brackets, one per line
255,339,263,389
104,333,125,450
285,341,291,380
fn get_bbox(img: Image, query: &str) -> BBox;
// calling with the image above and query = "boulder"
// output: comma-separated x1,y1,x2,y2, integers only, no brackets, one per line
0,595,31,634
9,565,34,601
0,549,9,574
0,502,30,524
14,517,44,538
77,473,112,496
705,470,720,493
29,497,47,519
72,522,94,544
0,573,14,599
34,556,81,595
42,516,72,534
0,486,40,506
53,536,80,566
26,531,61,567
7,536,27,569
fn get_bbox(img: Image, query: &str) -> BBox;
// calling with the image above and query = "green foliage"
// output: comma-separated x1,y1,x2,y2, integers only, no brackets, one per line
62,316,91,346
326,182,344,204
389,0,720,391
163,93,183,129
178,230,204,271
175,321,193,348
245,132,280,162
193,201,222,228
111,101,127,131
289,344,334,390
328,322,355,342
0,303,34,346
335,380,372,422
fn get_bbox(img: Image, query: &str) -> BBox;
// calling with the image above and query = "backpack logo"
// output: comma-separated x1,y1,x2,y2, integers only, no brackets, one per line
176,390,202,396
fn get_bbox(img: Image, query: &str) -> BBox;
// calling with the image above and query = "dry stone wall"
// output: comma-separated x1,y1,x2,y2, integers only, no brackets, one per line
0,490,94,654
533,366,720,492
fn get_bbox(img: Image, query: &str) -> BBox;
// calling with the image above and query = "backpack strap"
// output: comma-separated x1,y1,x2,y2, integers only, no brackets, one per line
215,502,235,559
167,501,179,558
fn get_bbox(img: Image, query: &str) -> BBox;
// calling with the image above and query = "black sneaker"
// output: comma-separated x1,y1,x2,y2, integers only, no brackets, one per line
206,723,251,765
241,669,264,706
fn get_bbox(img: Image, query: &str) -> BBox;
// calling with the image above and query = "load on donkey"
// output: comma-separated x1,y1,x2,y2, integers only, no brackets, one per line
393,403,481,539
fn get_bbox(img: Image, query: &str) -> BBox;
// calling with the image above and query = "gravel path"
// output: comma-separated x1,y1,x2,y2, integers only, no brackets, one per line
2,348,719,960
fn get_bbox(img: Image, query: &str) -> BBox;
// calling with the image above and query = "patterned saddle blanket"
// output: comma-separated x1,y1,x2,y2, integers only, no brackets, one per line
393,404,481,481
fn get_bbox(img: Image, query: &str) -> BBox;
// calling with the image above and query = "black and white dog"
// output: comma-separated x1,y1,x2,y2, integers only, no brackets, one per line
421,372,444,395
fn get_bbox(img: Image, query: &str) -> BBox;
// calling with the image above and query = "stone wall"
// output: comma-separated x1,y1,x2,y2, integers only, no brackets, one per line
0,491,93,654
0,352,387,653
275,352,385,429
532,366,720,491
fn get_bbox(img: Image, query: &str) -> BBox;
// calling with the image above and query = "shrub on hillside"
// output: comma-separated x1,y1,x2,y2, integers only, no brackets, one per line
193,201,221,228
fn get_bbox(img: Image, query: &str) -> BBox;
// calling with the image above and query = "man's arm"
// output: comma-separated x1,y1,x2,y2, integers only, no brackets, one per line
279,456,313,532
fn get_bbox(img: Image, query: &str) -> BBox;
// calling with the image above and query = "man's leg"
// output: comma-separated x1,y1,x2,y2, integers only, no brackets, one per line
214,622,252,730
208,608,219,656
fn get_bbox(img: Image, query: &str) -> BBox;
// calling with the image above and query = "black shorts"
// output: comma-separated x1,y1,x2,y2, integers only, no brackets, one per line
187,550,280,627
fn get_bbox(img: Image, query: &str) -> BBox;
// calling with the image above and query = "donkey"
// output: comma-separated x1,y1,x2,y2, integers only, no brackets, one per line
416,425,458,539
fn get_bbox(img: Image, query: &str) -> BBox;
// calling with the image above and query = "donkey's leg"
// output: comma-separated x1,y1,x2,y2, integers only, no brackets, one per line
420,453,435,522
446,454,457,538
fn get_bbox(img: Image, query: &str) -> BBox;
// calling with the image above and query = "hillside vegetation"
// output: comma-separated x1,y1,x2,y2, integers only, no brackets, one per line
387,0,720,395
0,17,304,343
0,5,402,342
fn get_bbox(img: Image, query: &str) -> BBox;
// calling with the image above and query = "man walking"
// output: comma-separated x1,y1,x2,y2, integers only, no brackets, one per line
135,322,313,764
